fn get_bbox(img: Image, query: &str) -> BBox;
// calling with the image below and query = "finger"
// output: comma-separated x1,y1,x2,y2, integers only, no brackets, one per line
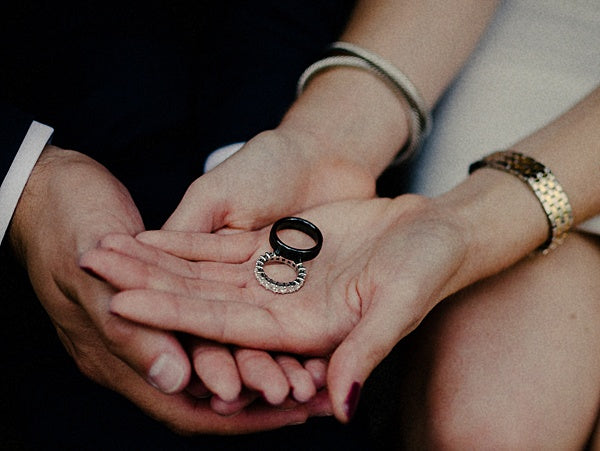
110,290,295,351
275,355,317,403
234,349,290,405
98,234,252,286
210,391,260,417
161,182,215,232
304,358,328,390
137,229,261,263
80,249,245,300
185,377,211,399
212,390,303,417
97,233,199,278
131,384,309,434
204,400,310,433
190,339,242,402
306,389,334,417
101,313,192,394
186,261,250,286
64,325,310,434
327,298,412,423
72,274,192,395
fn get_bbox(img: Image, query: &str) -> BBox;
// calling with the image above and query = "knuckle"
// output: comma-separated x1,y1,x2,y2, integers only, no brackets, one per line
70,344,114,388
101,313,137,353
234,348,264,366
98,232,131,250
73,353,98,381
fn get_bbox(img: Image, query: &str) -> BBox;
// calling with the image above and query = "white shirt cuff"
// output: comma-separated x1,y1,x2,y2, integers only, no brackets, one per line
0,121,54,243
204,142,245,173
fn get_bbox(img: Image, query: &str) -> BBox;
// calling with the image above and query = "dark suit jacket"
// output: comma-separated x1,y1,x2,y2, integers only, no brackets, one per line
0,105,34,179
1,1,354,228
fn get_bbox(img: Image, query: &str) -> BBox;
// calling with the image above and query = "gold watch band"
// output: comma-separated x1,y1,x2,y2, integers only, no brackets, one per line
469,150,573,254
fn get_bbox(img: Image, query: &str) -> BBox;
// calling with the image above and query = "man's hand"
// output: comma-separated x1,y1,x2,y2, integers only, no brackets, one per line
8,145,322,433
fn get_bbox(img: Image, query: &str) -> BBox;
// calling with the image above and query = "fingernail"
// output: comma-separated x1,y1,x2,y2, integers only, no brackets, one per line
148,354,186,394
287,418,307,426
344,382,361,421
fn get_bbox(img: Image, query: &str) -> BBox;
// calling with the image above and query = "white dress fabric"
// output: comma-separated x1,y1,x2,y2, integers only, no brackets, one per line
410,0,600,234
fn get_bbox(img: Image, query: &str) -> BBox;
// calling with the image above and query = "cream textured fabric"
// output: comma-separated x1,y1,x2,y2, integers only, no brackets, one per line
411,0,600,234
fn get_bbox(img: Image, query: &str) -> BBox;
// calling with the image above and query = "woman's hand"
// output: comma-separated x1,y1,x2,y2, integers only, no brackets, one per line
163,128,377,233
80,195,473,422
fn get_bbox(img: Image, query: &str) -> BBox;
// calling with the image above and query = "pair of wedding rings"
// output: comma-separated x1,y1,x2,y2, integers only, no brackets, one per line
254,217,323,294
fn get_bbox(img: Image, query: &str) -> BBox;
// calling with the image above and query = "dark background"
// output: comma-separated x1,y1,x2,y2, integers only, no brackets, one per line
0,2,411,448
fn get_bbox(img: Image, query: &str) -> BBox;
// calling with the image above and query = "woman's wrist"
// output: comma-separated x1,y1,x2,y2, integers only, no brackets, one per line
263,127,378,206
433,168,550,293
279,65,411,179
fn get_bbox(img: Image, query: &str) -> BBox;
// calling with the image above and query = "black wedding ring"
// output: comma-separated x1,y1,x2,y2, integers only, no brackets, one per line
269,217,323,263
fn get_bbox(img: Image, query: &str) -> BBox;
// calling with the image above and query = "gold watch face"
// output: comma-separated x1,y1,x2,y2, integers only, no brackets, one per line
506,153,546,178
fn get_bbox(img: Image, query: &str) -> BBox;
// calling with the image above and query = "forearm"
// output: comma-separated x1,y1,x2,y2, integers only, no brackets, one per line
434,85,600,298
280,0,499,178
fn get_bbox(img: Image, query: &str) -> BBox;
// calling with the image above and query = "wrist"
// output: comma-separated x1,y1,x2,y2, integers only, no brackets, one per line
8,145,66,262
253,126,378,202
280,65,411,178
433,168,550,291
9,146,142,263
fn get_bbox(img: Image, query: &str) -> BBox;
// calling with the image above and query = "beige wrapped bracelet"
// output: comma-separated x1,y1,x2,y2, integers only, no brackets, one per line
297,41,431,164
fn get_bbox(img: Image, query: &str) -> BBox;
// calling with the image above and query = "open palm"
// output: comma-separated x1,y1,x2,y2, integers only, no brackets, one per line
81,194,470,421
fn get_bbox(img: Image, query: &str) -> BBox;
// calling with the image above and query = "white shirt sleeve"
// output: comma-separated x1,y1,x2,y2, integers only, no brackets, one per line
203,142,245,173
0,120,54,243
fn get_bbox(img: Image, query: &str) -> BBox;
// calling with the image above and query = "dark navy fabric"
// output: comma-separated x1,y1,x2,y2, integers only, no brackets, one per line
0,1,358,228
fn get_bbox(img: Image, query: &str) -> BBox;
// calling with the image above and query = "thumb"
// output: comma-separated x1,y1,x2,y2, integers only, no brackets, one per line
162,180,224,232
327,297,416,423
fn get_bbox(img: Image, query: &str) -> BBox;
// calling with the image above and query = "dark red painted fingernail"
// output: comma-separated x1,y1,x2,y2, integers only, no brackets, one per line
344,382,361,421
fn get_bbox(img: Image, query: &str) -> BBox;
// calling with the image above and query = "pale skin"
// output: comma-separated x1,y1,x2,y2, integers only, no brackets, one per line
164,0,500,234
7,0,533,437
150,0,499,420
10,1,492,432
82,85,600,447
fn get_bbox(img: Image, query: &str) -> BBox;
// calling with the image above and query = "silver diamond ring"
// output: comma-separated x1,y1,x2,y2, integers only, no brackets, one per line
254,252,306,294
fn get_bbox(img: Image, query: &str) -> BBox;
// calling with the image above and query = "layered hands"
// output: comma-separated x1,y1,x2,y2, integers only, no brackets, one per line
147,128,377,424
81,195,473,422
81,229,333,418
11,128,398,432
9,145,329,434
